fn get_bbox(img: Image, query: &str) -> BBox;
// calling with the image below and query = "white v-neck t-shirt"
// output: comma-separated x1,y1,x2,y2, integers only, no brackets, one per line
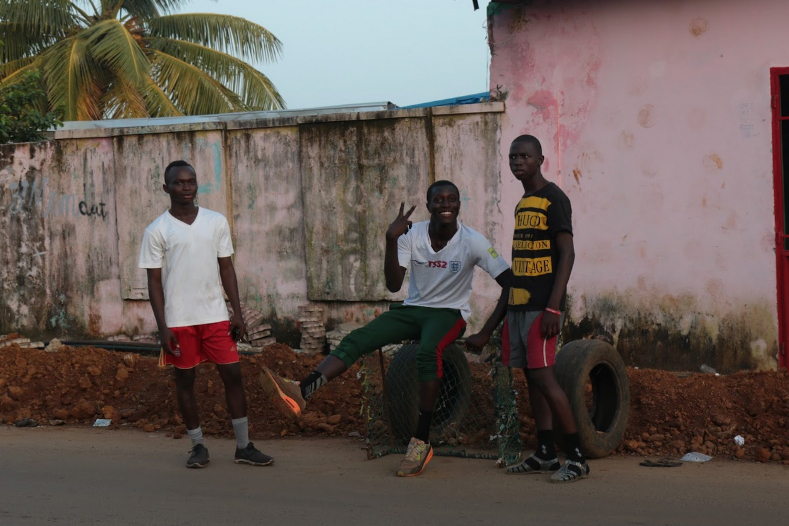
138,207,234,328
397,221,509,320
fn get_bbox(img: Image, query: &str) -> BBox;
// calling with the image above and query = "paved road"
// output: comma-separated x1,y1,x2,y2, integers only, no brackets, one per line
0,426,786,525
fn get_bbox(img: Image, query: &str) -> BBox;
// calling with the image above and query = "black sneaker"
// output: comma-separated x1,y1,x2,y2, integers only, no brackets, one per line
234,442,274,466
186,444,209,468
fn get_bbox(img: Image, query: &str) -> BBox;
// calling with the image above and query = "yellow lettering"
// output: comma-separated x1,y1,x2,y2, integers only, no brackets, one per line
512,257,553,276
518,196,551,212
513,239,551,251
515,211,548,230
508,288,532,306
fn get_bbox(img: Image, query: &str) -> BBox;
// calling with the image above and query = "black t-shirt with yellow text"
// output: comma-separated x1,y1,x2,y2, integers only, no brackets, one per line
509,182,572,311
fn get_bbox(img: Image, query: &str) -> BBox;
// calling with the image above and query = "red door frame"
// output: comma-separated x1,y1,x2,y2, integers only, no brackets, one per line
770,67,789,369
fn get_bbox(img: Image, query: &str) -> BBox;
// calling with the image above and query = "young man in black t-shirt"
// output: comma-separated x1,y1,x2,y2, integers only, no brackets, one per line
467,135,589,483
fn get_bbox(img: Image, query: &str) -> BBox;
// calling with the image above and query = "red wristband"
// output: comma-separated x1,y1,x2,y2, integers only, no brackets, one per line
545,308,561,316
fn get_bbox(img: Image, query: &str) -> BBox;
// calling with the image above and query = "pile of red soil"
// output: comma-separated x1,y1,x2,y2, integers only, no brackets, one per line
618,369,789,463
509,368,789,464
1,343,787,463
0,344,364,440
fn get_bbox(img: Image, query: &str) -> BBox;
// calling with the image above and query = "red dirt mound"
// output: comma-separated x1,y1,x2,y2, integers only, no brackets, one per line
509,368,789,464
0,344,364,439
1,344,788,463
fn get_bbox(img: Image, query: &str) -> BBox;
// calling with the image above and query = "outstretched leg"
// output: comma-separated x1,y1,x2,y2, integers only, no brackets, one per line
261,305,420,419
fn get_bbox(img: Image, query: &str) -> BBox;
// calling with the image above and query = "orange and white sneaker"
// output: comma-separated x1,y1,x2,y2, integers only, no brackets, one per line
396,437,433,477
260,367,306,420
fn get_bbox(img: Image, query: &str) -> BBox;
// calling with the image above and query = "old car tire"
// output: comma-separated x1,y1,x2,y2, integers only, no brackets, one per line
553,339,630,459
385,343,473,443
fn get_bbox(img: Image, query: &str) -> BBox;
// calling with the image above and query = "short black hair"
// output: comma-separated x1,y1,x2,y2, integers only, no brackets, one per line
426,180,460,202
164,160,195,185
511,134,542,155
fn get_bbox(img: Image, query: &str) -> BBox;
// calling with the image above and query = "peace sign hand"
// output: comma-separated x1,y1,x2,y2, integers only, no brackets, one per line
386,202,416,241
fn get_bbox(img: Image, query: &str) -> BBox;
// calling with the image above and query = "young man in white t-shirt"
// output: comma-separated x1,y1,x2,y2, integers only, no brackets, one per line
260,180,512,477
139,160,273,469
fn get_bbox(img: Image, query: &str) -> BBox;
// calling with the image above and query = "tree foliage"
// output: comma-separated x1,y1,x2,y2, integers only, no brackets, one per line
0,1,285,120
0,69,62,143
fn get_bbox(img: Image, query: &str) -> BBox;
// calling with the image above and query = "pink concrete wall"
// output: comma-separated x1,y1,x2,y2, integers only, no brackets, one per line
489,0,781,370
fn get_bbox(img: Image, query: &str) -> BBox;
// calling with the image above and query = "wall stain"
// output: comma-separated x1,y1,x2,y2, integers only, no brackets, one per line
704,153,723,171
617,130,636,150
638,104,656,128
585,54,602,87
564,291,778,373
527,90,558,122
689,17,708,38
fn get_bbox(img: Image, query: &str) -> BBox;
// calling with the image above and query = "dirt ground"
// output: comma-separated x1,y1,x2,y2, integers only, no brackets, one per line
1,426,787,526
0,342,788,464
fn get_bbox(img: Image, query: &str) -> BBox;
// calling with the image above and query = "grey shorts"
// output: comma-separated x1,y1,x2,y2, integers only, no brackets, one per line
504,310,564,369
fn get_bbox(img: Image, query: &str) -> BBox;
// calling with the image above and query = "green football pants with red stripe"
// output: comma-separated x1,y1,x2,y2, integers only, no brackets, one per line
330,304,466,381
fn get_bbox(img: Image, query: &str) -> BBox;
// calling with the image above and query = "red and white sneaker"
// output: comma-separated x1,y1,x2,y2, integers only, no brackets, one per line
260,367,306,420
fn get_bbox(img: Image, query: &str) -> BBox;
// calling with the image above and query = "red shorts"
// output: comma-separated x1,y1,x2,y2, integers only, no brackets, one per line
501,311,562,369
158,320,239,369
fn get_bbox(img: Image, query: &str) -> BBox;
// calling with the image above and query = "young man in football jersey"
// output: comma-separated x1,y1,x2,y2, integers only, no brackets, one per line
467,135,589,483
139,160,273,469
260,180,512,477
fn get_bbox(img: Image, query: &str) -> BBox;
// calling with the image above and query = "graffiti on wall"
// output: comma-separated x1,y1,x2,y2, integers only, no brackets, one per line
0,177,109,219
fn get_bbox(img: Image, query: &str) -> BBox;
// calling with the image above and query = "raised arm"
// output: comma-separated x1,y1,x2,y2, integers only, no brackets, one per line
384,202,415,293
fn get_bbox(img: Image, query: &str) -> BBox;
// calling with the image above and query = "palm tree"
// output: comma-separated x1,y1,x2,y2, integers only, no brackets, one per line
0,0,285,120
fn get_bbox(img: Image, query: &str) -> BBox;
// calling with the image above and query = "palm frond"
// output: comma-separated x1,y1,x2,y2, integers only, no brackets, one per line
0,22,56,62
102,75,148,119
147,13,282,63
146,37,284,110
119,0,191,18
41,36,104,120
0,59,40,89
2,4,284,119
149,48,245,115
0,0,78,36
98,0,115,14
0,56,38,80
140,76,183,117
82,18,150,87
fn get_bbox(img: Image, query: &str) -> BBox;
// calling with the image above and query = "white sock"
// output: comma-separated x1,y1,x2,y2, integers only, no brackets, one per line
232,417,249,449
187,426,205,447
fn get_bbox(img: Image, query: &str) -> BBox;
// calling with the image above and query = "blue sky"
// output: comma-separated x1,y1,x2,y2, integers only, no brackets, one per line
179,1,490,109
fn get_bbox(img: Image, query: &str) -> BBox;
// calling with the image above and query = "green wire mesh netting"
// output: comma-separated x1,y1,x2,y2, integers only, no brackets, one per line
359,339,522,464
